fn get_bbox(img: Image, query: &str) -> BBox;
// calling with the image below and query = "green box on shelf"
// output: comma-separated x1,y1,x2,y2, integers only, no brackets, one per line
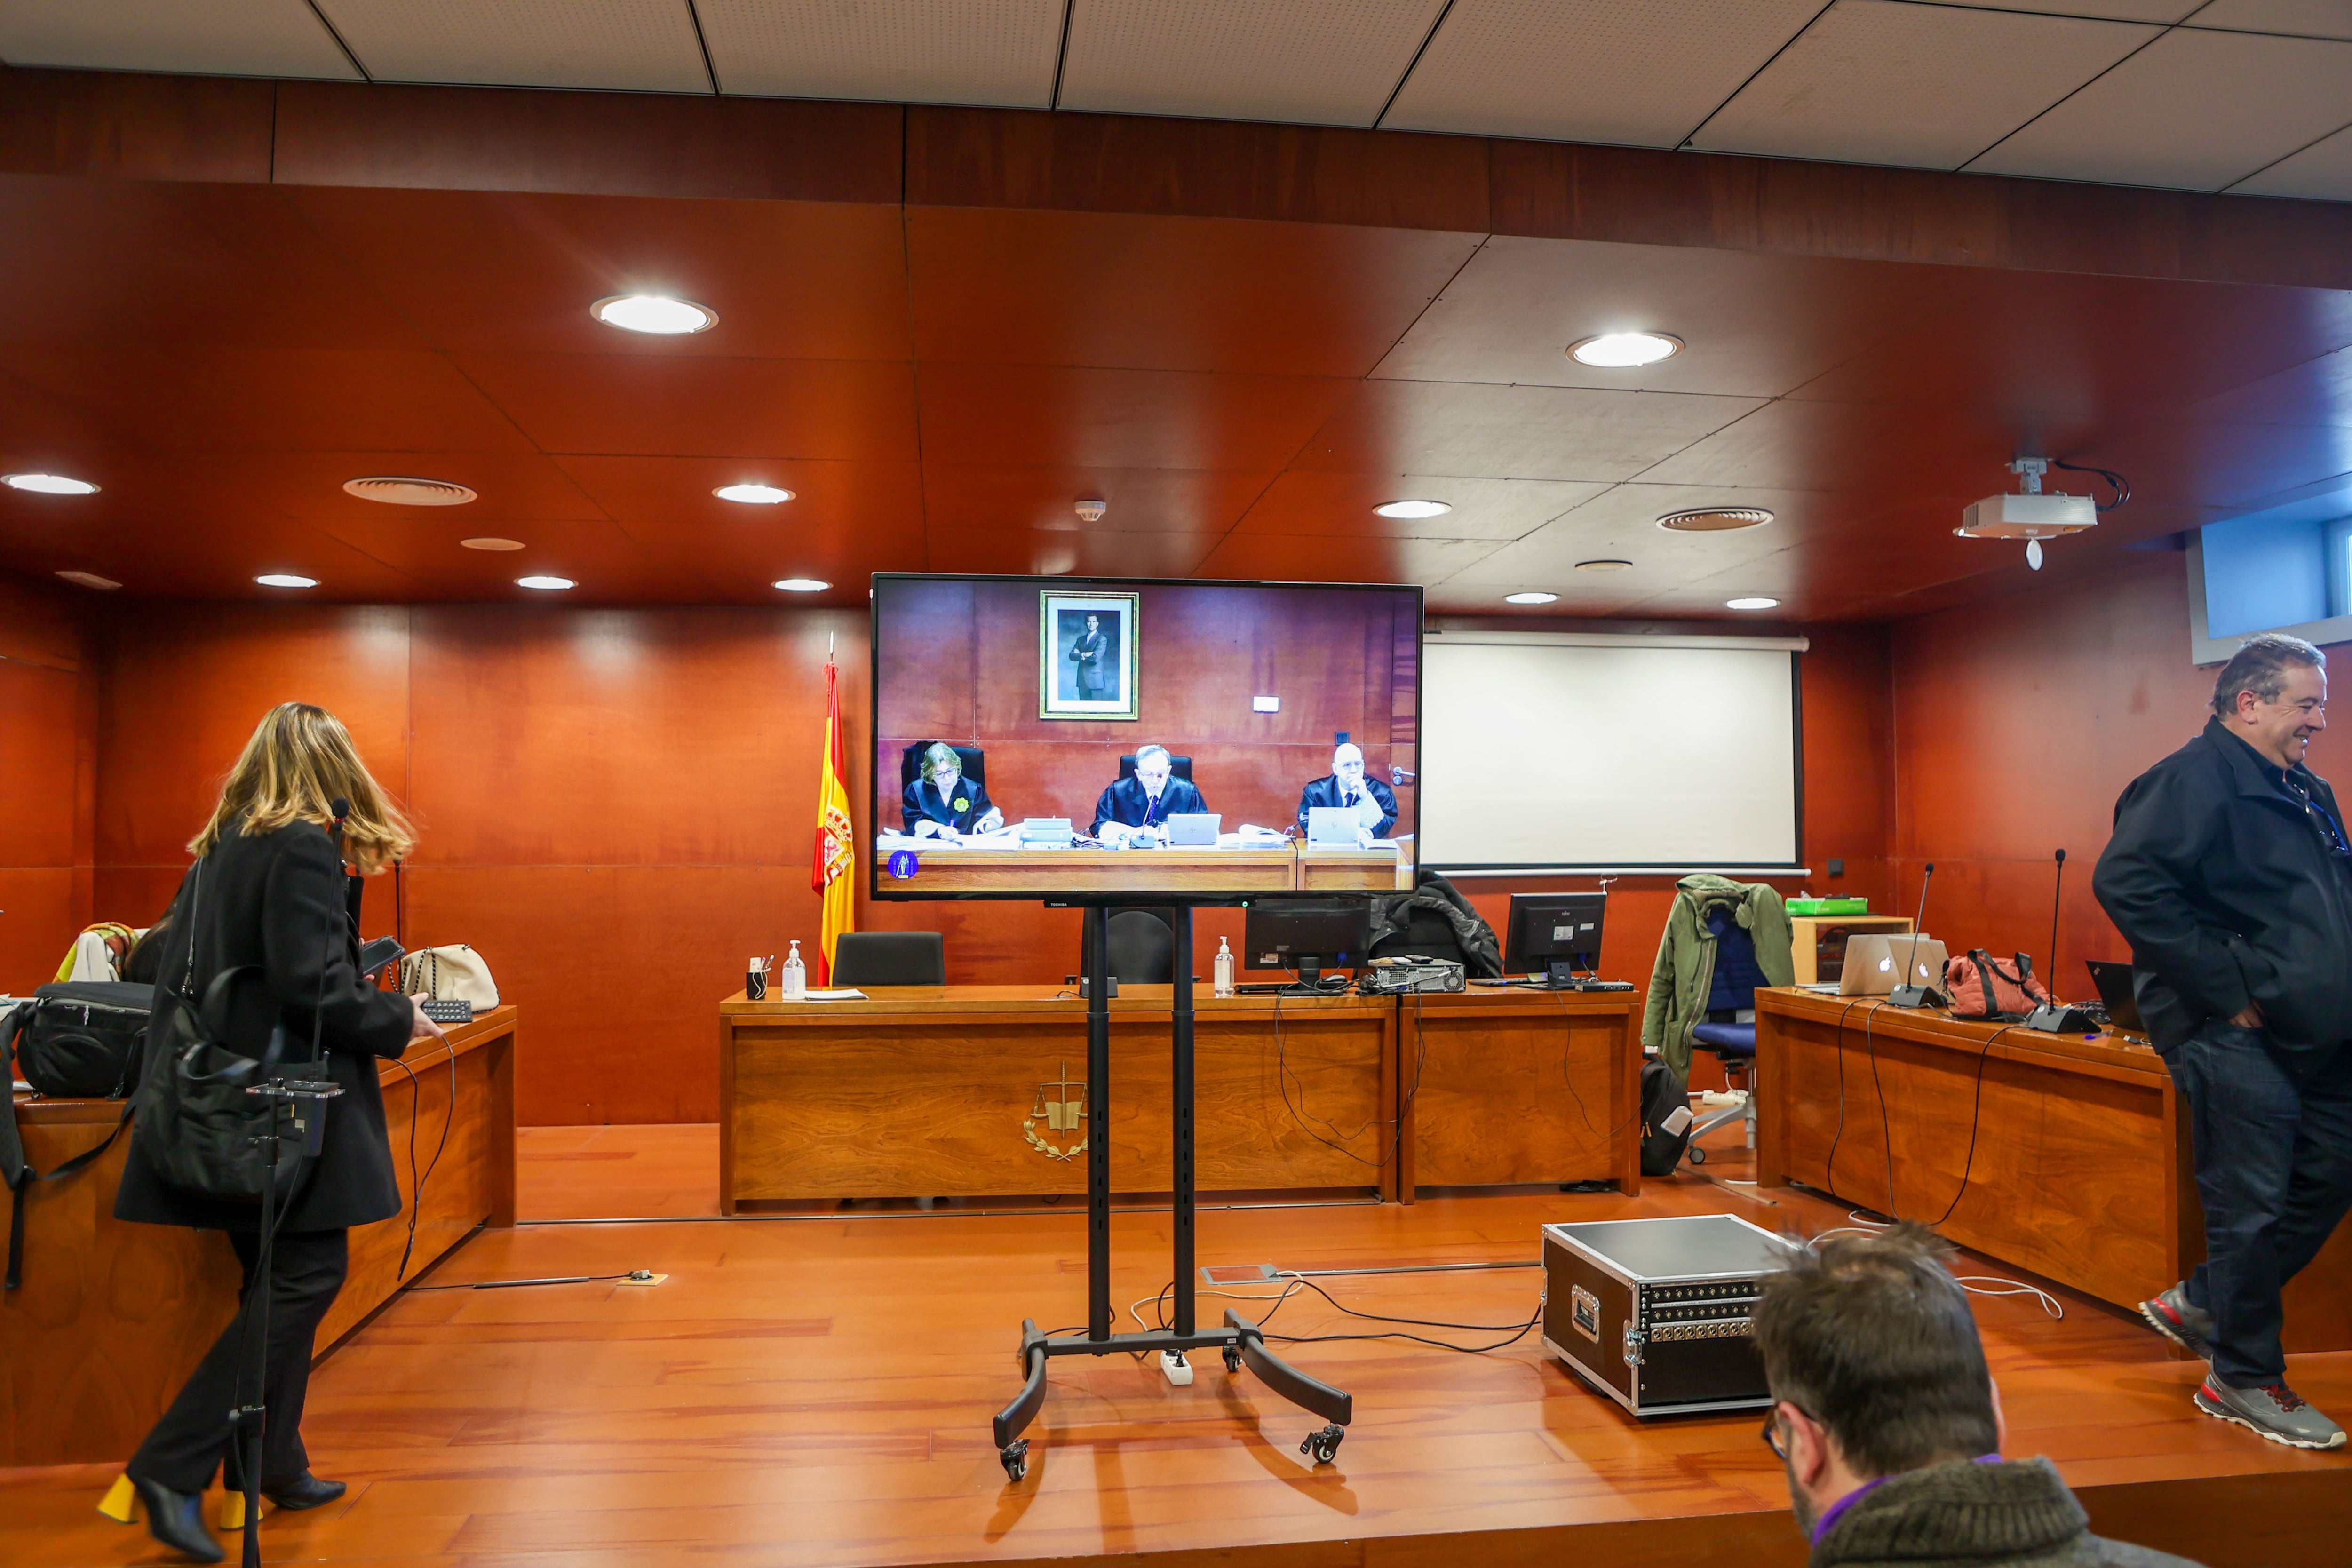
1787,897,1870,916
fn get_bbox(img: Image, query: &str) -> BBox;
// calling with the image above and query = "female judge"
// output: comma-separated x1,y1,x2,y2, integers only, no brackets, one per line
114,703,443,1562
902,741,1005,838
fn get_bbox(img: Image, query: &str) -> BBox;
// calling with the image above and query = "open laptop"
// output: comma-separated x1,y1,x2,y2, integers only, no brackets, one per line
1839,932,1949,997
1163,812,1220,847
1306,806,1361,846
2085,960,2148,1037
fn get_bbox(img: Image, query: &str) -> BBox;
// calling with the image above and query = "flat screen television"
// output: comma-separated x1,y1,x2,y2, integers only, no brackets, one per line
871,574,1424,901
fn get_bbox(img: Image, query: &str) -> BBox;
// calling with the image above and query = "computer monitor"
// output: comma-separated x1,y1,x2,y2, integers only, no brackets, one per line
1504,892,1607,988
1242,899,1373,991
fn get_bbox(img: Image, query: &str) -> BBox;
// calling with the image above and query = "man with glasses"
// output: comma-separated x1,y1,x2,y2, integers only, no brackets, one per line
1755,1224,2199,1566
2096,632,2352,1449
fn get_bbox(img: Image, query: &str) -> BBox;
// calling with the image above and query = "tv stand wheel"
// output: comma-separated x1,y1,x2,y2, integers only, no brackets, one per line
999,1439,1029,1483
1300,1424,1344,1465
1223,1345,1243,1373
1687,1145,1708,1166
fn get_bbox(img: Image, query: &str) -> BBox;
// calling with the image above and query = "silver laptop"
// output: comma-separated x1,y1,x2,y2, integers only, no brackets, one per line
1839,933,1948,997
1163,812,1220,847
1306,806,1360,846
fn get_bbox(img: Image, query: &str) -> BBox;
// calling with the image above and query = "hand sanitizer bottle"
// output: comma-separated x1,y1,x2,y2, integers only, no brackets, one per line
781,940,807,998
1214,937,1235,998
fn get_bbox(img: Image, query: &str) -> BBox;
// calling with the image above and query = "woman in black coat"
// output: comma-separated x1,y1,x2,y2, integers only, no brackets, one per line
114,702,441,1562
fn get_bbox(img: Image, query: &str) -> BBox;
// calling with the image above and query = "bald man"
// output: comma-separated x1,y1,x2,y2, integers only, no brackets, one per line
1296,744,1399,841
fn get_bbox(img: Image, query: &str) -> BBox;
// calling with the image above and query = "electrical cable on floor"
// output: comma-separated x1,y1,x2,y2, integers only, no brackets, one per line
1135,1268,1545,1356
410,1269,655,1291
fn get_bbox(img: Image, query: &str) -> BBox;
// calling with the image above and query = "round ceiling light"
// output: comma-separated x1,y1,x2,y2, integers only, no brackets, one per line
1503,590,1559,605
592,294,717,334
1658,506,1774,532
256,573,317,589
1375,499,1452,520
772,578,831,593
344,476,477,506
461,537,526,551
1574,559,1633,573
5,472,99,495
1569,332,1683,368
516,574,575,591
1726,596,1781,611
715,483,794,505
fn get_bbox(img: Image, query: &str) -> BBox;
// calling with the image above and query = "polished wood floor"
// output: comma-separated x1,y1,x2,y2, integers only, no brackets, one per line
6,1121,2349,1568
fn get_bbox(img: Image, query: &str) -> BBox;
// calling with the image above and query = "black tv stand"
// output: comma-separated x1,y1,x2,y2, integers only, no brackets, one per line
990,903,1354,1481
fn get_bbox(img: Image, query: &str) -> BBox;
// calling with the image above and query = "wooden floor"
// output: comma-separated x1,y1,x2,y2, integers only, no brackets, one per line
6,1121,2349,1568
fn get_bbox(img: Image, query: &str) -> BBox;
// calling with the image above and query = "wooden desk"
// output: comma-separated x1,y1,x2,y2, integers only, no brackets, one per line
1398,987,1642,1199
0,1007,517,1466
1296,845,1414,891
720,985,1397,1207
1756,989,2352,1350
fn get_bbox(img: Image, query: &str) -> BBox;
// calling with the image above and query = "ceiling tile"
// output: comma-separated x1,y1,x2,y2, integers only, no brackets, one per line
922,528,1221,578
919,466,1274,534
553,455,926,538
454,354,922,461
315,0,710,91
2232,120,2352,197
1636,397,2029,493
1192,533,1500,586
1909,0,2198,17
2186,345,2352,425
1375,235,1948,397
1057,0,1446,127
917,364,1353,470
697,0,1062,106
0,0,358,78
2192,0,2352,38
1382,0,1823,147
1438,484,1861,587
1692,0,2156,170
1232,473,1609,540
1968,27,2352,190
1293,381,1764,483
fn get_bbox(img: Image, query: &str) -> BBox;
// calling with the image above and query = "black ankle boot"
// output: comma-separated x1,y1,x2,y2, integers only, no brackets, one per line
130,1476,223,1564
264,1473,348,1510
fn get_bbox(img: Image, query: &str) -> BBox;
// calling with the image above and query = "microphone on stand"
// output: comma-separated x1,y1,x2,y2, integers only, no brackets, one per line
1887,862,1938,1008
2025,847,2097,1032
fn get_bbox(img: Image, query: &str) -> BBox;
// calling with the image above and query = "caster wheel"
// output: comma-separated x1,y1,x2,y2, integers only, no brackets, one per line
1299,1424,1345,1465
1688,1145,1708,1166
1222,1345,1244,1373
999,1439,1028,1483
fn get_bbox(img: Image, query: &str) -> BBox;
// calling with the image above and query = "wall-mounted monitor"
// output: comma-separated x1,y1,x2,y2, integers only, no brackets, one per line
2187,489,2352,664
871,574,1423,901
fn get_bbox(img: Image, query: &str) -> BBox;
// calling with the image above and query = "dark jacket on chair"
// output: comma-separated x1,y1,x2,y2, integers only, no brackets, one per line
116,822,416,1233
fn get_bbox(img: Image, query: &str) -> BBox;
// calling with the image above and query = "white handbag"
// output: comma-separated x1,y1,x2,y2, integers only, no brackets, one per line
397,944,501,1008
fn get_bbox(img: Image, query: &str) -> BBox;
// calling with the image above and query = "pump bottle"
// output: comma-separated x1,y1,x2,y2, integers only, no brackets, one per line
1213,937,1235,998
781,939,807,998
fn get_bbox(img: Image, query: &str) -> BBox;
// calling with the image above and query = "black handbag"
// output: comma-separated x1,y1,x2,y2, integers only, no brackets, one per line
1,982,155,1290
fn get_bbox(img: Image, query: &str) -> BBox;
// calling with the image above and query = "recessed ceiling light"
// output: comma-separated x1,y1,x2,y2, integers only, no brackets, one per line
461,537,526,551
1375,499,1452,520
1574,559,1633,573
256,573,317,589
5,472,99,495
772,578,831,593
591,294,716,334
56,569,120,591
343,476,477,506
1503,590,1559,605
516,575,575,591
1658,507,1773,532
1569,332,1683,368
1726,596,1780,611
714,483,794,505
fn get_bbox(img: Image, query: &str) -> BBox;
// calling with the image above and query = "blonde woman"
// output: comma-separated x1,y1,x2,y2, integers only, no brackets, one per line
114,703,442,1562
901,740,1004,838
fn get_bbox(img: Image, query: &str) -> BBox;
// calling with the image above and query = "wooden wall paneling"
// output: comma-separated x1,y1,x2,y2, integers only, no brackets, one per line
0,65,275,183
0,573,93,992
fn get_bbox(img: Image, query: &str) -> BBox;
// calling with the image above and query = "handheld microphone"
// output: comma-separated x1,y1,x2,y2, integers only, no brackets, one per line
2025,847,2097,1032
1887,862,1938,1008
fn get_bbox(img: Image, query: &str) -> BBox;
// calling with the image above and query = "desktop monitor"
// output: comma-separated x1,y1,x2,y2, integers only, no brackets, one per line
1505,892,1607,987
1242,899,1373,989
871,574,1424,901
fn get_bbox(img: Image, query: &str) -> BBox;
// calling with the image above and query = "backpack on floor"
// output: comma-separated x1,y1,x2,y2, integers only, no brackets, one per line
1639,1059,1695,1176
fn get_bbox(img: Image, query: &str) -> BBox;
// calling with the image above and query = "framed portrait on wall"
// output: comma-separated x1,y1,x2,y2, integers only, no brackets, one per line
1040,590,1140,720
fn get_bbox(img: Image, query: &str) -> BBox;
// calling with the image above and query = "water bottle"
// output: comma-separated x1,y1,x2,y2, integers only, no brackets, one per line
1214,937,1235,998
781,940,807,998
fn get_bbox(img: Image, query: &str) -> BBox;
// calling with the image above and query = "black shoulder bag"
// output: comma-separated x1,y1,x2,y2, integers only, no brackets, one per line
1,983,156,1291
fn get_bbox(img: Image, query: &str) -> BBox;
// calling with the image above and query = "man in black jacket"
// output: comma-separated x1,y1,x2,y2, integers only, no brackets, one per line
2093,633,2352,1450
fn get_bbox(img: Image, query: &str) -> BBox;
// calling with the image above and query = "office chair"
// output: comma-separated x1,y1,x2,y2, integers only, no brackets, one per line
831,931,947,987
1080,908,1176,985
1117,753,1193,782
1685,904,1772,1162
899,742,987,790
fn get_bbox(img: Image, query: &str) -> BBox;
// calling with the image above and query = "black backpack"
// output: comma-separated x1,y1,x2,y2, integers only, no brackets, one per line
1639,1059,1695,1177
1,980,156,1290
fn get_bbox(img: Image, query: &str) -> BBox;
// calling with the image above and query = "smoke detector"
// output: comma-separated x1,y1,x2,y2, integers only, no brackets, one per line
343,476,478,506
1957,460,2097,571
1658,507,1772,532
1074,498,1107,523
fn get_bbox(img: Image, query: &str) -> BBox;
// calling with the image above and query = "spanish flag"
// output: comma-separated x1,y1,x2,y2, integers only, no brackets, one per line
811,657,856,984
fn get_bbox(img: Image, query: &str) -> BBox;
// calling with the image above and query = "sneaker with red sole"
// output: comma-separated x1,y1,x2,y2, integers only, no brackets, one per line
2137,1282,2214,1360
2194,1377,2346,1449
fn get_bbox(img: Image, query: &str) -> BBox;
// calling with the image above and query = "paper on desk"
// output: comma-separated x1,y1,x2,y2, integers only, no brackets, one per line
772,988,868,1002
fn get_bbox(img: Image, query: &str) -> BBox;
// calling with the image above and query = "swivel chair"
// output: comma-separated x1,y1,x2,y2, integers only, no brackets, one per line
1117,753,1193,782
1685,904,1771,1163
1078,908,1177,985
831,931,947,987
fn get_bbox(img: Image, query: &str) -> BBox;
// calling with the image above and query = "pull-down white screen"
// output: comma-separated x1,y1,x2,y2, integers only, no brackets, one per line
1419,635,1801,870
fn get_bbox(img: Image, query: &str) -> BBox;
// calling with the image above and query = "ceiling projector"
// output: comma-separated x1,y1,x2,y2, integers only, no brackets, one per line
1956,458,2098,569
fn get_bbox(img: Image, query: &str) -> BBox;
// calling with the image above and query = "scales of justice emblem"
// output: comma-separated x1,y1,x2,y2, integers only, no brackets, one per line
1023,1060,1088,1160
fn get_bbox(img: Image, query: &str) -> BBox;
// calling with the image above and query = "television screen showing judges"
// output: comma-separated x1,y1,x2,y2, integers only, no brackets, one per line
871,574,1424,900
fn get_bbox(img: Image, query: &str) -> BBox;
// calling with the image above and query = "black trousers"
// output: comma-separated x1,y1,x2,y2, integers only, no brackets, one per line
129,1227,349,1492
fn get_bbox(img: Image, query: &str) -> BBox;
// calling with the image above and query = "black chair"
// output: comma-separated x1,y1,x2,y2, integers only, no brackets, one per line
1117,754,1192,782
1080,908,1176,985
831,931,946,987
900,742,986,790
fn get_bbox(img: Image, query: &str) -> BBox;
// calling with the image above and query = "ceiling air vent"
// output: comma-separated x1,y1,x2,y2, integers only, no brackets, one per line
1657,507,1773,532
342,476,477,506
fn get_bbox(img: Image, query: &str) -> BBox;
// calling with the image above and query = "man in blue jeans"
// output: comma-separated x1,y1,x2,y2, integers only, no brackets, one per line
2095,632,2352,1449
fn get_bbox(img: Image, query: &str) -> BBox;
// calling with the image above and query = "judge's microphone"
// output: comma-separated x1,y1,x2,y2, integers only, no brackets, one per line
1887,862,1937,1008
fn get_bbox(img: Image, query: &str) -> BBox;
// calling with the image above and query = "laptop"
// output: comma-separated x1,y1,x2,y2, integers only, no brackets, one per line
1306,806,1361,846
1163,812,1220,847
1839,932,1949,997
2085,960,2148,1036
